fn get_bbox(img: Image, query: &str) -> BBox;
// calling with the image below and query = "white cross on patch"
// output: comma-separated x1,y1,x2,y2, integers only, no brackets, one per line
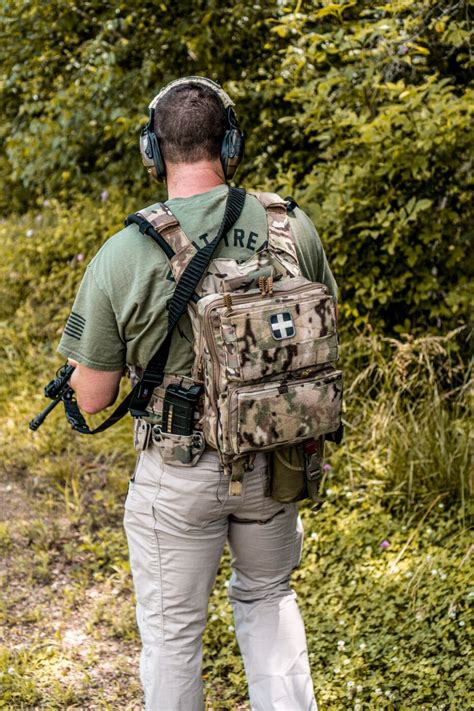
269,312,295,340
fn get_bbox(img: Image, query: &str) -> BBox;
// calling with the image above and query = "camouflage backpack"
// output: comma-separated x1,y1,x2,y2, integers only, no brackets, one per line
129,189,343,492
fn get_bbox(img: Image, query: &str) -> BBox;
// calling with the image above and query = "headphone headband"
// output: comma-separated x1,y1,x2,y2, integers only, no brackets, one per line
140,76,244,183
148,76,235,111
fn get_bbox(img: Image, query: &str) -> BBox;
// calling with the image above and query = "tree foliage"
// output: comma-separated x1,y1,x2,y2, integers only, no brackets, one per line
1,0,472,333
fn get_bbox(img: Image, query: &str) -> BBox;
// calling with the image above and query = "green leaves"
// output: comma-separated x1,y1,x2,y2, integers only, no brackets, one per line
265,1,473,333
1,0,471,334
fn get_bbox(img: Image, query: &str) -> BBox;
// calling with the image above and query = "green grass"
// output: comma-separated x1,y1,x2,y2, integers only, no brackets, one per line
334,330,472,517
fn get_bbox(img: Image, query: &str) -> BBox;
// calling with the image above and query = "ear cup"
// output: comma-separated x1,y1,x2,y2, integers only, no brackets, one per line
221,128,245,179
139,109,166,182
220,107,245,179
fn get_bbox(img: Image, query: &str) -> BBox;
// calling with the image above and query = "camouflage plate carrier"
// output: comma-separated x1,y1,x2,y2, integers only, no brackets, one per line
135,192,342,491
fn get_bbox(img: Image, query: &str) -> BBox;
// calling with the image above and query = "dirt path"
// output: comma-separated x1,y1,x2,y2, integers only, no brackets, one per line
1,470,250,710
1,473,143,709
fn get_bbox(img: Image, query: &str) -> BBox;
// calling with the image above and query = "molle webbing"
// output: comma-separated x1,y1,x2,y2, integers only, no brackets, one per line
134,204,197,284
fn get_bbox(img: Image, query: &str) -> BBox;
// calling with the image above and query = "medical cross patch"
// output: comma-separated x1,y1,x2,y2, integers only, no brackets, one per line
269,312,295,340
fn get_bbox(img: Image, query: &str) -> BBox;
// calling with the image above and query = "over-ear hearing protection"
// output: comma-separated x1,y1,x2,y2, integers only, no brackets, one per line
139,76,245,182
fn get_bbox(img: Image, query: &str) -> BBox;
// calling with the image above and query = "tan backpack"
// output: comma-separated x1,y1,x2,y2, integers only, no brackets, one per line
131,190,342,490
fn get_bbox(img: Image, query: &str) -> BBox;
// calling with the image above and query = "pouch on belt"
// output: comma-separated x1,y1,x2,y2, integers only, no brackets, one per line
269,436,325,506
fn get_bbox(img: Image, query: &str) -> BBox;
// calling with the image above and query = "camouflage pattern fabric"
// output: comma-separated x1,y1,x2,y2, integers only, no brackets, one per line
137,204,197,282
151,427,205,466
140,193,342,472
220,368,342,455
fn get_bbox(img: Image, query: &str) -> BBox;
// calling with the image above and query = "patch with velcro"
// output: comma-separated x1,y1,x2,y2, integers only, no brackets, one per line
269,312,295,340
64,311,86,340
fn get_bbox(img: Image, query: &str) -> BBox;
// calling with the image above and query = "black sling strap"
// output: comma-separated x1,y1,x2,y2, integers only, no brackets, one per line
63,186,246,434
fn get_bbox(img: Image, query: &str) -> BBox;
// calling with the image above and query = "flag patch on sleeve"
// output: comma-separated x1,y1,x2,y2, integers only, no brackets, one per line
64,311,86,340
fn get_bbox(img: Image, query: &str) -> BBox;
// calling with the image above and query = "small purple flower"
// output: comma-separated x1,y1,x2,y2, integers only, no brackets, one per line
323,463,332,472
100,189,109,202
379,540,390,549
398,45,409,55
76,253,84,262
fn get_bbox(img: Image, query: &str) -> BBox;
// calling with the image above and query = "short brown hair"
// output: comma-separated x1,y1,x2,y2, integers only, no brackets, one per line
154,82,227,164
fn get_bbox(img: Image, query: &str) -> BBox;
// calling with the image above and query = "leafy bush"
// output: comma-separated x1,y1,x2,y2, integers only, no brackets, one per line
1,1,471,332
264,0,473,332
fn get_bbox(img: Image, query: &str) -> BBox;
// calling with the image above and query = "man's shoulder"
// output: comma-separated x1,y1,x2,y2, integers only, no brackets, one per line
288,204,319,239
247,191,314,226
90,203,168,268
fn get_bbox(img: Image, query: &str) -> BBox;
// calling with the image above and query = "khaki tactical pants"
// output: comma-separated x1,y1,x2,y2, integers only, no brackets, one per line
124,446,317,711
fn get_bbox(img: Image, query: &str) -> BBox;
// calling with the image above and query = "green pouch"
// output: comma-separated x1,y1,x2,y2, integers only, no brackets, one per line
269,444,307,503
269,437,325,505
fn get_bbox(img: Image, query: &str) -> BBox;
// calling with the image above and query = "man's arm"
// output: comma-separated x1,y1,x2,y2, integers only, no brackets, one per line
57,261,127,414
68,359,123,414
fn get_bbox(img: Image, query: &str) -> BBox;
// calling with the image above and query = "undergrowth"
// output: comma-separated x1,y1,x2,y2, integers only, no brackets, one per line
334,329,472,519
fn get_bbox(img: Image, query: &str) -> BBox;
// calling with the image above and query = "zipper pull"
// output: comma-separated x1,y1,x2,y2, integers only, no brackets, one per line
223,293,233,315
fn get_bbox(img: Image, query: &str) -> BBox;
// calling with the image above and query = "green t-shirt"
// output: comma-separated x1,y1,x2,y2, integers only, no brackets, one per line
58,185,337,373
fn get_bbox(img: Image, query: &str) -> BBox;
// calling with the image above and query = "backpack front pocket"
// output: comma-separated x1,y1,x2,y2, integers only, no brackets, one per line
218,368,343,455
219,292,338,383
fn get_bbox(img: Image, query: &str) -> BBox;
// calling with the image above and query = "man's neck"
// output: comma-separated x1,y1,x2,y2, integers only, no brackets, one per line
165,160,226,199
